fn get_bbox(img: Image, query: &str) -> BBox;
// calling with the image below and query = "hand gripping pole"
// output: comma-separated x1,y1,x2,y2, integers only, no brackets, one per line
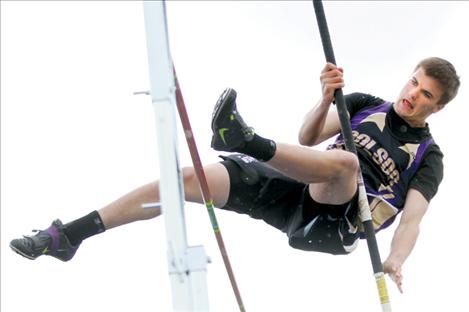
312,1,392,310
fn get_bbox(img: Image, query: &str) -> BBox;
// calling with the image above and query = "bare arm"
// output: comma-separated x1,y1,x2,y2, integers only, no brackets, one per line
298,63,344,146
298,102,341,146
383,188,430,293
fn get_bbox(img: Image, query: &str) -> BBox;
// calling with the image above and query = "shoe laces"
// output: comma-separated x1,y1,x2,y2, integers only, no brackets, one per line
21,229,40,239
23,229,52,245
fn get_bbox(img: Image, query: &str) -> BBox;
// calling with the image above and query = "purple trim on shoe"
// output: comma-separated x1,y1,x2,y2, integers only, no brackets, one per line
46,225,60,252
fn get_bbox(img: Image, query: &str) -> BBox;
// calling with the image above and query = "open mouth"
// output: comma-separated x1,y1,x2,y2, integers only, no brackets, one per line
402,99,414,110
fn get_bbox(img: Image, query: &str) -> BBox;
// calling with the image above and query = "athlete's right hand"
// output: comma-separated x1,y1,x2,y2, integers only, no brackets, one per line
320,62,344,105
383,260,404,294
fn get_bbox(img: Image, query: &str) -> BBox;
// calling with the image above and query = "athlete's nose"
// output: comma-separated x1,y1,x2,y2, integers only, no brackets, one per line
409,87,419,101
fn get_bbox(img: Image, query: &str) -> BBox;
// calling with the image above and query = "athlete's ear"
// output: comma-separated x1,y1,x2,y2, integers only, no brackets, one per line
432,103,445,114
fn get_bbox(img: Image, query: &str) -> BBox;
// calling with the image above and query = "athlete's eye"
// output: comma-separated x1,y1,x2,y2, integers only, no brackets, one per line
423,91,433,99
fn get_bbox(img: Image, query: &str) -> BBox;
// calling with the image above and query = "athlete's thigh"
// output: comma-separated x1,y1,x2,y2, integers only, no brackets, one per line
308,174,357,205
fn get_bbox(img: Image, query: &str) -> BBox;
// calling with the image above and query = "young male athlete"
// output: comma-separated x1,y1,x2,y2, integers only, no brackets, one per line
10,57,460,293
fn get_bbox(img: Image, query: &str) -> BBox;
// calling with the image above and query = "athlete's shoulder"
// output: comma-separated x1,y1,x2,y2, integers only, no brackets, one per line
425,141,444,158
345,92,386,115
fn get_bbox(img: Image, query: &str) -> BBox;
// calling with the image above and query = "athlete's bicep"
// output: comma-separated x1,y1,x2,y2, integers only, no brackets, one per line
315,106,343,144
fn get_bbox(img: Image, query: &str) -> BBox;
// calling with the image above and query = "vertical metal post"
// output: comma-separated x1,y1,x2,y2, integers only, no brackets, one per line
142,1,209,311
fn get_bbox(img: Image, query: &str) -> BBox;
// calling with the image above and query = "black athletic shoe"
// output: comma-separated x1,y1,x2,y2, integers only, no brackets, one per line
10,219,80,262
211,88,255,152
339,203,360,253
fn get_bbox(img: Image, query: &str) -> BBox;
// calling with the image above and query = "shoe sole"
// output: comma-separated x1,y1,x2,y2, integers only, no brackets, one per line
10,243,74,262
211,88,237,132
9,243,37,260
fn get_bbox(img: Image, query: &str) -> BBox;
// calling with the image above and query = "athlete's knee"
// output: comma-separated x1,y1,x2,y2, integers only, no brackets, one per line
184,163,231,206
330,150,359,177
182,166,199,191
180,167,203,203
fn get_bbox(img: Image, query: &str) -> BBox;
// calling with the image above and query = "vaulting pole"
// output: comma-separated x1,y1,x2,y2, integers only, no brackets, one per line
312,1,392,311
173,68,246,312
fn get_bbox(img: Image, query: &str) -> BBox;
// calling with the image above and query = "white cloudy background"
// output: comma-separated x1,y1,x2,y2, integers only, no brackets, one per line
2,1,468,312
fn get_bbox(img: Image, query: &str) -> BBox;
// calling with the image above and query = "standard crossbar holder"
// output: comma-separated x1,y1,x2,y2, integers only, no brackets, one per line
143,1,210,310
167,245,211,275
133,90,150,96
142,202,161,209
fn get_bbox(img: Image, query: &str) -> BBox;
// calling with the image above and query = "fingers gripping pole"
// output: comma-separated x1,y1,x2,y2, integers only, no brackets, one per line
312,1,391,311
173,69,246,312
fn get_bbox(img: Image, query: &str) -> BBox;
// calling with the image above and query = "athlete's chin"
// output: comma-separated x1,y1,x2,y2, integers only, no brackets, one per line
396,101,415,116
394,105,409,118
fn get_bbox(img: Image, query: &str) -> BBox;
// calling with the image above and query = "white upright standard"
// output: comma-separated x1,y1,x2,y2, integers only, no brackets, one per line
142,1,210,311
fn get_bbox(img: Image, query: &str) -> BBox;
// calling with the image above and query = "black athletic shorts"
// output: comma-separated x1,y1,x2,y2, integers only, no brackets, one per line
219,154,360,254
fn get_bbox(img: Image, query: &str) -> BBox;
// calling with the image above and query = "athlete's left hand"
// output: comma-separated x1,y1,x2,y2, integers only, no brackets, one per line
383,260,404,293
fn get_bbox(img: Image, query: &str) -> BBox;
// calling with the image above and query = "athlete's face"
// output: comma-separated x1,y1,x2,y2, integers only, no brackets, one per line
394,67,445,127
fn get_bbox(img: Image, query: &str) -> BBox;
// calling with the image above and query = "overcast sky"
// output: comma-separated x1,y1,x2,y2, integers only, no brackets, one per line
2,1,469,312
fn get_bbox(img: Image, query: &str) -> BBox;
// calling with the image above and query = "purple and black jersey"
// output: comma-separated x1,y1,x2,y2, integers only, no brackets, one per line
328,93,443,233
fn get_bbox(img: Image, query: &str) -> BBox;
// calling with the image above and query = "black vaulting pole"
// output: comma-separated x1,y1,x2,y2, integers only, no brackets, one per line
312,1,392,311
